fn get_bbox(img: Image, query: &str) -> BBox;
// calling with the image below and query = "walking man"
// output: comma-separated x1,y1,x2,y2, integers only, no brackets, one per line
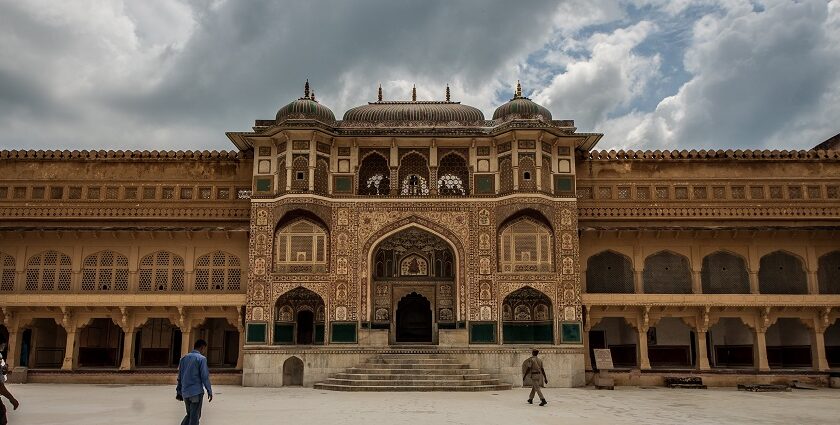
0,340,20,425
176,339,213,425
522,349,547,406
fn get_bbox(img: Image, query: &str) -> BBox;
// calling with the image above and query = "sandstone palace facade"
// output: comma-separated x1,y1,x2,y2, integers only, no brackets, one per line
1,82,839,388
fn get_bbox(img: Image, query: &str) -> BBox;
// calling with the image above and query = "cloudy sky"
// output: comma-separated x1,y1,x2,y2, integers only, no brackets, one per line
0,0,838,151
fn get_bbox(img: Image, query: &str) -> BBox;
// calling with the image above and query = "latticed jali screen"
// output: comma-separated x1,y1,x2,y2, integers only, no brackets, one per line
643,251,692,294
275,220,327,273
398,152,430,196
195,251,242,291
586,251,634,293
701,252,750,294
81,250,129,291
759,251,807,294
0,252,16,291
25,250,72,291
818,251,840,294
139,251,185,291
437,153,469,196
499,218,552,272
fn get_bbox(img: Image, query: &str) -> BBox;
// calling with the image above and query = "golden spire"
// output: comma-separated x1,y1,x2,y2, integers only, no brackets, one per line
515,80,522,98
445,84,450,102
378,83,383,102
304,79,310,99
412,84,417,102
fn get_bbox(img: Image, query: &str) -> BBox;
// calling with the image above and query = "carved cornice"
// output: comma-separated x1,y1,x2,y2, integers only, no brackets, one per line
0,206,250,221
581,149,840,161
578,206,840,220
0,150,245,161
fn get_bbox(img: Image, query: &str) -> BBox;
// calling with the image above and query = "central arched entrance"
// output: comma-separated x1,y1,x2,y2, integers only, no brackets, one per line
370,226,457,345
396,293,433,343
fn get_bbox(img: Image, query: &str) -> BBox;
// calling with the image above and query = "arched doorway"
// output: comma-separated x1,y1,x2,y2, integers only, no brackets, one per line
396,293,432,343
370,226,457,345
274,287,325,345
296,311,315,345
282,356,304,386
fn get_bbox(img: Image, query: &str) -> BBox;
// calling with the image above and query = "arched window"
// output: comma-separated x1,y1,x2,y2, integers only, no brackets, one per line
275,219,328,273
291,155,309,191
358,153,390,196
398,152,430,196
518,155,536,192
499,157,513,193
0,252,15,292
701,251,749,294
759,251,807,294
499,217,553,273
643,251,692,294
139,251,185,292
586,251,634,293
437,153,469,196
314,158,329,195
195,251,242,291
81,250,129,291
502,286,553,344
275,287,326,345
819,251,840,294
25,250,71,291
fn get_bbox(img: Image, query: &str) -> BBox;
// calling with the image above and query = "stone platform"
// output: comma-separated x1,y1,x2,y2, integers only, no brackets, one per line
243,345,585,388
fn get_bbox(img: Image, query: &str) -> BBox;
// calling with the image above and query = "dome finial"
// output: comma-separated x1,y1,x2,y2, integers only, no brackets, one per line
445,84,451,102
412,84,417,102
311,89,316,102
304,79,310,99
378,83,383,102
515,80,522,98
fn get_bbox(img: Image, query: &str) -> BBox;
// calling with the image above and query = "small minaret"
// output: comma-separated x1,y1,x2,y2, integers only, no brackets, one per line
304,79,310,99
445,84,451,102
412,84,417,102
515,80,522,98
378,83,383,102
310,90,316,102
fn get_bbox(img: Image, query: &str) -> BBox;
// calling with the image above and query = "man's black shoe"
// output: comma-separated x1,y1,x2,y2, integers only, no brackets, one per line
539,400,547,406
527,399,533,404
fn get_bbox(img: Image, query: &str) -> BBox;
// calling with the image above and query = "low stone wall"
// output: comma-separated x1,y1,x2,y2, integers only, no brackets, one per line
243,346,586,388
584,369,830,387
23,369,242,385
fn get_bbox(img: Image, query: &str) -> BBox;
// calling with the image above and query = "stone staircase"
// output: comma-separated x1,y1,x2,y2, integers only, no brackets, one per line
314,349,513,392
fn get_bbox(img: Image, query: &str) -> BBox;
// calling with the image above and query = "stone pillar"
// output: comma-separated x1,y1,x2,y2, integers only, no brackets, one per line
634,270,644,294
582,326,592,370
807,271,818,294
637,327,651,370
692,271,702,294
236,326,245,370
749,271,759,294
119,328,135,370
62,328,78,371
695,330,711,370
811,328,829,371
753,329,770,371
6,329,21,368
181,327,193,357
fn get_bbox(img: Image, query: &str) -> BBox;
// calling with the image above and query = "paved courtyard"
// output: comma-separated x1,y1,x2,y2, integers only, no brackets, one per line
2,384,839,425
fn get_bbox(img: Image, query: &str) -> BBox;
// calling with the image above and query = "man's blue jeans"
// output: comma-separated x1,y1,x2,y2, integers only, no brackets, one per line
180,394,203,425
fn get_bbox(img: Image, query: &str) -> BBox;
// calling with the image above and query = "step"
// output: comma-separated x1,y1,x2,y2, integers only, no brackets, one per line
332,373,495,381
313,383,513,392
355,363,470,370
321,378,505,386
376,353,454,359
346,367,481,375
366,358,462,365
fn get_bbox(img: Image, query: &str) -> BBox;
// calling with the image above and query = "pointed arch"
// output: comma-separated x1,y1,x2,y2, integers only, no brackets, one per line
398,151,430,196
25,250,72,291
139,251,185,292
818,251,840,294
195,251,242,291
437,152,469,196
498,215,553,273
502,286,553,344
81,250,129,292
759,250,807,294
275,218,328,274
701,250,749,294
643,250,692,294
358,152,390,196
586,250,634,293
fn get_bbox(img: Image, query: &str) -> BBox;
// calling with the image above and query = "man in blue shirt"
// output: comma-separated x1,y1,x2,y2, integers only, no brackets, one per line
176,339,213,425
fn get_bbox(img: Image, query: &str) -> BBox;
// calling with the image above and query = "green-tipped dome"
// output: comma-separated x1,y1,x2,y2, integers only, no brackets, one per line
275,81,336,124
492,81,552,121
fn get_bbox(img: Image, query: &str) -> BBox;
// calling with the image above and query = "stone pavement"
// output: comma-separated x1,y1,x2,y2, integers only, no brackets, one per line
3,384,839,425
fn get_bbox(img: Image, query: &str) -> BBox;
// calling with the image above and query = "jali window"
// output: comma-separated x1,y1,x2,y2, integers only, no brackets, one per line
437,152,469,196
0,252,15,291
275,220,328,273
398,152,430,196
139,251,185,292
81,250,129,291
195,251,242,291
499,217,553,272
25,250,72,291
358,153,390,196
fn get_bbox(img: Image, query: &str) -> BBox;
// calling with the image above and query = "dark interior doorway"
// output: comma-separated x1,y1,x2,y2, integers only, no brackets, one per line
396,292,432,343
296,310,314,345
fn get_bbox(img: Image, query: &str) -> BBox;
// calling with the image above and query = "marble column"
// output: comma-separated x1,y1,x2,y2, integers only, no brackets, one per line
753,329,770,371
181,327,193,357
61,329,78,371
695,330,711,370
637,327,651,370
811,328,829,371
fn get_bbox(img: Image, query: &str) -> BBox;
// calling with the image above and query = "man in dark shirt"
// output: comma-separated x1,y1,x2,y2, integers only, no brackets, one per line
176,339,213,425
